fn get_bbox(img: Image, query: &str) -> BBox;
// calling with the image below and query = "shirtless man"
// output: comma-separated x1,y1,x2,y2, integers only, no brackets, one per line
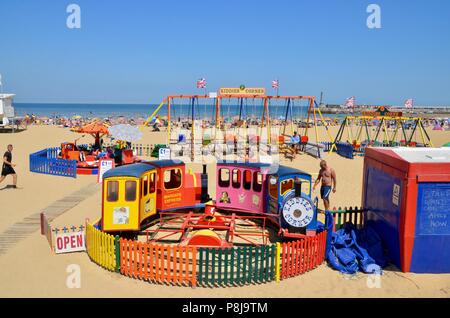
313,160,336,210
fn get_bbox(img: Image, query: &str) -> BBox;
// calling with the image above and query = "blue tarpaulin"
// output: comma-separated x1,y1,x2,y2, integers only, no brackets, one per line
327,223,386,274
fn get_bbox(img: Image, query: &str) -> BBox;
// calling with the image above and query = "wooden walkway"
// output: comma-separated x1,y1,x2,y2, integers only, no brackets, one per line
0,183,99,256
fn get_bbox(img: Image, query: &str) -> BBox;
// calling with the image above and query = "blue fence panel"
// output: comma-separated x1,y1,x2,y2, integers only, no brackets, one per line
336,142,354,159
30,148,77,178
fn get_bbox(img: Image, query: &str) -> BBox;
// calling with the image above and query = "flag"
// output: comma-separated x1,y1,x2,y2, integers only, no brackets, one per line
196,78,206,89
404,98,413,108
345,96,355,108
271,79,279,89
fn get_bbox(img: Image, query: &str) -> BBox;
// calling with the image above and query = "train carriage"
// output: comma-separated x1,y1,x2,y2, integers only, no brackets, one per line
145,159,205,212
101,160,208,232
216,161,271,214
102,163,157,232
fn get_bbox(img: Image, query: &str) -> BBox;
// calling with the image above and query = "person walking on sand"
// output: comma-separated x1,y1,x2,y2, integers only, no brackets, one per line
313,160,336,211
0,144,18,188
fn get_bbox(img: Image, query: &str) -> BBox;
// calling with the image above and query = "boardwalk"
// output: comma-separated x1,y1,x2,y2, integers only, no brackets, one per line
0,182,99,255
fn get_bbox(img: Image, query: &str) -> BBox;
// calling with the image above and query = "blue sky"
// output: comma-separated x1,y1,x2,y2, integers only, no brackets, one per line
0,0,449,105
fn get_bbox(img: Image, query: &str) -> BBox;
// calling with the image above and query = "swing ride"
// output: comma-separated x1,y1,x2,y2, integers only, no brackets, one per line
330,106,433,156
140,87,333,161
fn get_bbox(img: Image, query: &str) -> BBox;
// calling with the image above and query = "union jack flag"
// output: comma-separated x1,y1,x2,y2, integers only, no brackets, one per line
404,98,413,108
271,79,279,89
196,78,206,89
345,96,355,108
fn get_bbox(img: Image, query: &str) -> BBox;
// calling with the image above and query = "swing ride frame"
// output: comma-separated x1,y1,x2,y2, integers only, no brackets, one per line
141,93,334,160
330,115,433,154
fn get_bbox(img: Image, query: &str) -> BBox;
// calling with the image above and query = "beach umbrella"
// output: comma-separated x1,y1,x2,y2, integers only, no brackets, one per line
75,121,110,142
72,115,82,119
108,124,143,142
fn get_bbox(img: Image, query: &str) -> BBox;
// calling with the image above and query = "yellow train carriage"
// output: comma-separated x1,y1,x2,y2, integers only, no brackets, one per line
102,163,157,232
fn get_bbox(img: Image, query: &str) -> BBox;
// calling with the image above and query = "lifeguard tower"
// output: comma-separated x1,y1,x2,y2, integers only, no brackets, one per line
0,93,25,133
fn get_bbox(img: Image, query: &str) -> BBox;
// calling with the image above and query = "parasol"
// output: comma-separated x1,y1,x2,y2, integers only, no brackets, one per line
108,124,143,142
75,121,110,143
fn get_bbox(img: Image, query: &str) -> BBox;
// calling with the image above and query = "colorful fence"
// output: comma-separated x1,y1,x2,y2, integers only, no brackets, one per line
85,223,119,271
329,206,365,231
278,231,327,280
29,148,77,178
85,220,333,287
119,239,197,287
197,245,276,287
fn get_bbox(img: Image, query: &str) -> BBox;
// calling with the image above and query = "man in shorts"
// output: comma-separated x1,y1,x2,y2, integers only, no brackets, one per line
289,131,301,159
313,160,336,210
0,144,17,188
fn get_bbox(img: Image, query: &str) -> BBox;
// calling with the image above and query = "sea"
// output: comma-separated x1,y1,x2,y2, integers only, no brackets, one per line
13,103,316,120
15,102,447,121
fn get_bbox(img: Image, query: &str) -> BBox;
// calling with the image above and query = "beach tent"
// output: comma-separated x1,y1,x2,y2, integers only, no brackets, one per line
443,142,450,147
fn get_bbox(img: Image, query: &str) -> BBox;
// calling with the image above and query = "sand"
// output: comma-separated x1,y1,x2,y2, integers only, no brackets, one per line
0,125,449,297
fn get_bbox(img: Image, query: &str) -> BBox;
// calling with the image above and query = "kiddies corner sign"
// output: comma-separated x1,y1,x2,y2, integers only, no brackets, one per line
218,86,266,96
361,106,403,117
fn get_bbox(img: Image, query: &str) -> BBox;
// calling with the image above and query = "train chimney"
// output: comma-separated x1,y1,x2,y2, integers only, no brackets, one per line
200,164,209,202
294,179,302,197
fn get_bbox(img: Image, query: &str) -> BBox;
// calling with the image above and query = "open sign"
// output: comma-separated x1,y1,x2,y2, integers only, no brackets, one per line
54,231,86,254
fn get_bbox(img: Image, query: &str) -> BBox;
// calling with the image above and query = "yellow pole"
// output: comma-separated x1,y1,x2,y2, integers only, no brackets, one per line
141,99,167,130
345,117,352,143
275,242,281,282
312,103,319,144
417,118,427,146
316,107,334,143
382,119,389,143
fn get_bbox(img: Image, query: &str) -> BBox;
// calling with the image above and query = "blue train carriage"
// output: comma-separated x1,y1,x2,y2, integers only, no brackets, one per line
267,165,318,238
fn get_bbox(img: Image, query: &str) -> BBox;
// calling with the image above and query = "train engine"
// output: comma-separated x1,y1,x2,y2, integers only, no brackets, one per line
215,161,318,238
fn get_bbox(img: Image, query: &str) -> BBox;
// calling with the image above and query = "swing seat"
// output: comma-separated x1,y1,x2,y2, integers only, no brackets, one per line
178,134,186,143
300,136,308,144
202,135,211,146
278,136,287,144
409,141,417,147
248,135,259,144
352,140,361,150
225,134,236,143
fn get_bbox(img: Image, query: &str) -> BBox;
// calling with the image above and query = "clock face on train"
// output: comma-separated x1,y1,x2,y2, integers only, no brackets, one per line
282,197,314,228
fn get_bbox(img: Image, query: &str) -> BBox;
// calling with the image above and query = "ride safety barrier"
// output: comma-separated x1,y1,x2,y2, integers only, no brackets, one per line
278,230,328,280
197,245,276,287
29,147,77,178
85,222,332,287
329,206,365,231
119,239,197,287
85,222,119,271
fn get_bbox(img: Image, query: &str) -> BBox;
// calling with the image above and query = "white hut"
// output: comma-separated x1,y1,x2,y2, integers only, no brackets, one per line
0,94,15,124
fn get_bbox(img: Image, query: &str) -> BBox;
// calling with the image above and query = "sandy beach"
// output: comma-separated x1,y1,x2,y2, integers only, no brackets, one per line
0,124,449,297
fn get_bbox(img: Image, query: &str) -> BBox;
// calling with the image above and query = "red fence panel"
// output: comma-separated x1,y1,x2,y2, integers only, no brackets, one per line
279,231,328,280
119,239,197,287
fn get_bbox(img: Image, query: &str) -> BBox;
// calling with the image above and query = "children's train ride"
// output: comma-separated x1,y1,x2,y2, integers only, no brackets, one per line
100,159,320,242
